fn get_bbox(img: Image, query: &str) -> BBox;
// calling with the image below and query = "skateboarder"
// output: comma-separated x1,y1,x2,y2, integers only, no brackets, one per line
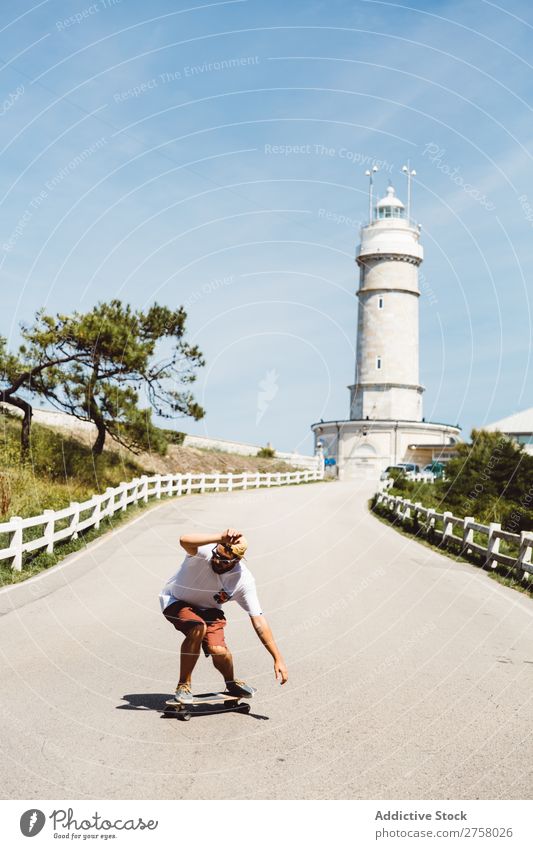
160,528,288,703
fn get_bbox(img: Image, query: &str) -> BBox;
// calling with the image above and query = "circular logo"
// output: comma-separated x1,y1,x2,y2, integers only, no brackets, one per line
20,810,46,837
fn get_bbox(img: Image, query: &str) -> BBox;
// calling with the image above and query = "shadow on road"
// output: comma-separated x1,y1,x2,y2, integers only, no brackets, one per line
117,693,269,721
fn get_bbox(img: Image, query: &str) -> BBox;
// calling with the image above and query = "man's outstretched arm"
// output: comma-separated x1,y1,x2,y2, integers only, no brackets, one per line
179,527,243,555
250,614,288,684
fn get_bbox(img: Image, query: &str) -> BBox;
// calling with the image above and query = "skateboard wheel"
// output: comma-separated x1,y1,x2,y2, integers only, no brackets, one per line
239,703,251,714
180,711,191,721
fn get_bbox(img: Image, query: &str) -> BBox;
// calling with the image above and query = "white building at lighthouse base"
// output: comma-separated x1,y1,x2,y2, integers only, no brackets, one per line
311,417,460,480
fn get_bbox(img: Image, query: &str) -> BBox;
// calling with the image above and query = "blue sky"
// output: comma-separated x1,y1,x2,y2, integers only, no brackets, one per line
1,0,532,454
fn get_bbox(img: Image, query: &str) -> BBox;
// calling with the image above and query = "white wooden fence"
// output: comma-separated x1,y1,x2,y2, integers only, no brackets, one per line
374,490,533,581
1,469,324,572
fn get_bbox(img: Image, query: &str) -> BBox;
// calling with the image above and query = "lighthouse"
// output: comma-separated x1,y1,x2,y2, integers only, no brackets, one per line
311,173,460,480
350,184,424,422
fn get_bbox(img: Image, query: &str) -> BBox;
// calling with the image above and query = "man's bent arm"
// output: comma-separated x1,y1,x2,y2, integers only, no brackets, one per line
250,614,288,684
179,528,242,555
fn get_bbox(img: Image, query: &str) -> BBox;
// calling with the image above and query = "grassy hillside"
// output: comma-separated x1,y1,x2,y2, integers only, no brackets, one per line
0,409,298,521
0,412,143,520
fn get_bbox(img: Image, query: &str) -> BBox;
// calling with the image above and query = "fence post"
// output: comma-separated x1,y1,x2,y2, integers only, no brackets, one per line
9,516,23,571
186,474,192,496
255,473,260,488
70,503,80,540
200,475,206,494
426,508,436,540
518,531,533,579
243,473,248,490
486,522,501,569
215,473,221,493
413,501,421,531
403,501,412,522
277,473,281,486
141,476,149,503
462,517,474,555
93,496,102,530
155,477,162,500
266,473,272,488
43,509,55,554
165,475,173,497
228,474,233,493
120,483,128,512
442,511,453,547
105,487,116,517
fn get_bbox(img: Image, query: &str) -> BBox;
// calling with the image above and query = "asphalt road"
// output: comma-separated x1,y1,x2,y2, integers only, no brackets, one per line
1,480,533,800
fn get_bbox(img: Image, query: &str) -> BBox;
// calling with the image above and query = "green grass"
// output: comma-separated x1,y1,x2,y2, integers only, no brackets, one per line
0,410,146,521
370,497,533,601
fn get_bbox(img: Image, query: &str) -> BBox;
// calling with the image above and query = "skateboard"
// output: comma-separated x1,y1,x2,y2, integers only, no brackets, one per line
164,691,253,721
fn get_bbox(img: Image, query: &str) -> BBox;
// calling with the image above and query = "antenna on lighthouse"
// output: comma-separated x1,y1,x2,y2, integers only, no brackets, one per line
364,165,379,224
401,161,416,221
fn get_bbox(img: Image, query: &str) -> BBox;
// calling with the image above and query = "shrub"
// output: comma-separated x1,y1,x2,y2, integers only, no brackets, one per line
257,446,276,458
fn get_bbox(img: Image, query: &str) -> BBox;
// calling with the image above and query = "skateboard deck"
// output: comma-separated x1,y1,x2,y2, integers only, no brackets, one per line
163,691,254,720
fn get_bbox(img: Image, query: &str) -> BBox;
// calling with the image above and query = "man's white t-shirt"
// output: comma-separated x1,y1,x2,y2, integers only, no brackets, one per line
159,544,263,616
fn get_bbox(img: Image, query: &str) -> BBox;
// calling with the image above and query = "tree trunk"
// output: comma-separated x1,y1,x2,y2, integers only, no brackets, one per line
86,360,107,456
0,394,33,458
21,405,32,456
91,419,105,455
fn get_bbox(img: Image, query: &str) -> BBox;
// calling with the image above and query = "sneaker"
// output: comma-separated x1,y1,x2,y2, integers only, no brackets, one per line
174,683,193,704
225,679,256,698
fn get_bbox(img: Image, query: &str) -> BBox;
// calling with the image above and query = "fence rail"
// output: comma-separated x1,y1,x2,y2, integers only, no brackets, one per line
374,490,533,580
1,468,324,571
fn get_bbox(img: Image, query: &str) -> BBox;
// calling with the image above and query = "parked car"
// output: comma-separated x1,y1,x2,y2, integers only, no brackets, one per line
396,462,420,475
422,460,444,478
422,462,445,479
380,465,410,481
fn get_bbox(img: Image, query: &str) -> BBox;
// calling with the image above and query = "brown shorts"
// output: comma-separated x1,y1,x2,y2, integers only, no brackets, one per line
163,600,227,656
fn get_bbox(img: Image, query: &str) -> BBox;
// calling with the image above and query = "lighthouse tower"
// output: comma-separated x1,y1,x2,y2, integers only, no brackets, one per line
311,172,461,480
350,184,424,422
